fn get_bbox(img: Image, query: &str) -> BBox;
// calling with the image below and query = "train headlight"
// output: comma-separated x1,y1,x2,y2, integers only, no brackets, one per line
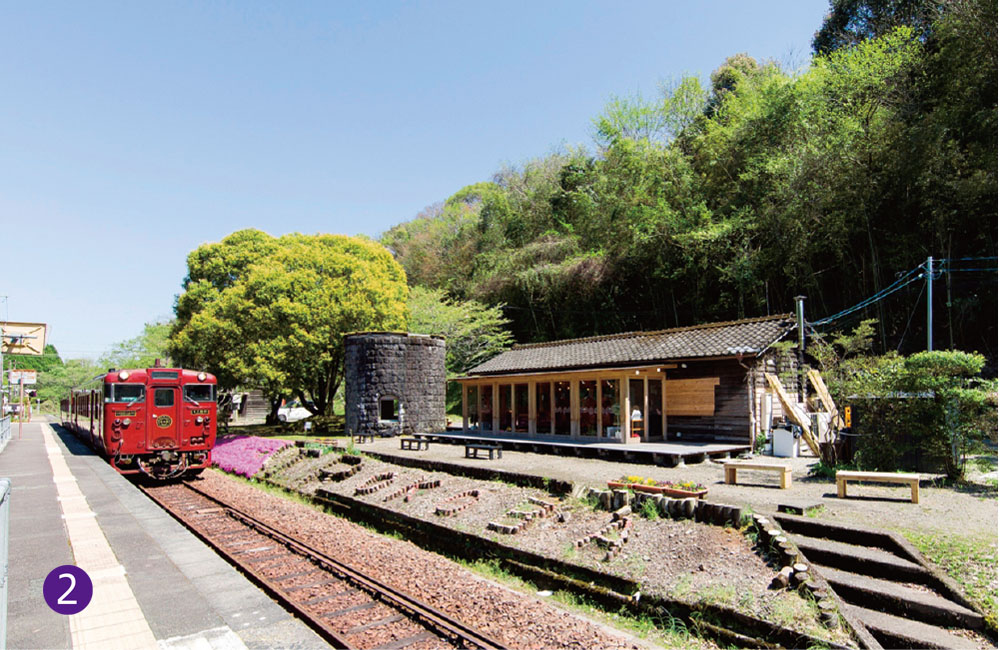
118,371,130,381
195,416,203,425
197,372,206,381
122,418,131,427
114,418,121,426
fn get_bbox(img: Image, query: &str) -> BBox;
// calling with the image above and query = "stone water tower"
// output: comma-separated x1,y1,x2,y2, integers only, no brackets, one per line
344,332,446,436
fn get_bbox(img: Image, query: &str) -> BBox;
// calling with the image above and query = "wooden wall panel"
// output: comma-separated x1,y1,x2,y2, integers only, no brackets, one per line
663,378,719,416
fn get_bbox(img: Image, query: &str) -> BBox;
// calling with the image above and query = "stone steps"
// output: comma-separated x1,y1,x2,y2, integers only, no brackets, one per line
773,513,992,650
815,564,984,630
787,533,927,583
843,604,981,650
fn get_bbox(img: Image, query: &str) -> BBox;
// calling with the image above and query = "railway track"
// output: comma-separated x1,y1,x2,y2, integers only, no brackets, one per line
140,481,505,650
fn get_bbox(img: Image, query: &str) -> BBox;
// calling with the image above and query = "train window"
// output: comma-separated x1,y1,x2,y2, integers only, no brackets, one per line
109,384,145,403
154,388,175,407
183,385,215,402
104,384,112,402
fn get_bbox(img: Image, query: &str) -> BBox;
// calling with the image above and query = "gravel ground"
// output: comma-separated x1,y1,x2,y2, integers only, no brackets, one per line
356,438,998,542
260,446,850,645
193,469,656,650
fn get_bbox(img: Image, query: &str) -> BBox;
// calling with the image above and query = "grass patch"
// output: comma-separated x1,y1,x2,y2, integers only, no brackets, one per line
902,530,998,630
639,497,660,520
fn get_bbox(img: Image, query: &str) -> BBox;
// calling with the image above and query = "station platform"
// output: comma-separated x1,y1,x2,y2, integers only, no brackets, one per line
0,419,327,650
422,430,749,465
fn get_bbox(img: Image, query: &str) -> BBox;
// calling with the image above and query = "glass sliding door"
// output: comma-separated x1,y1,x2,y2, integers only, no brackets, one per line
466,385,479,429
648,379,663,438
601,379,620,440
499,384,513,432
554,381,571,435
514,383,529,432
536,382,551,434
480,386,494,432
629,379,644,440
579,380,597,436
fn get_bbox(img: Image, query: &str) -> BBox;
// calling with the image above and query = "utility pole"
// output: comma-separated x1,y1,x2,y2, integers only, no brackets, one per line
926,257,933,351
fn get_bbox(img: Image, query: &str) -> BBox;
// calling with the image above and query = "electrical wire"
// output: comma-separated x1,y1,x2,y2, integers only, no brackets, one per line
811,256,996,329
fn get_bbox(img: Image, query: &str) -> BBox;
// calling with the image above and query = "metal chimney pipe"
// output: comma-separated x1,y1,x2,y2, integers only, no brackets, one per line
795,296,806,402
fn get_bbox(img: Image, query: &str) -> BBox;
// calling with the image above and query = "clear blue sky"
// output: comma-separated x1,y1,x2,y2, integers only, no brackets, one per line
1,1,829,360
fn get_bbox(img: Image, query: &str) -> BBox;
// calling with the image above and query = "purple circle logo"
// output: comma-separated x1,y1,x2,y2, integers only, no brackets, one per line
43,565,93,615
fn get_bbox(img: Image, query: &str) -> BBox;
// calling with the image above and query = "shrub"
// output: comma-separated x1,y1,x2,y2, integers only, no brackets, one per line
839,350,996,478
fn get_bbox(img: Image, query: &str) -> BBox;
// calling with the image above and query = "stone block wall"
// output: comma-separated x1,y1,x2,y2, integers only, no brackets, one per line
345,332,446,436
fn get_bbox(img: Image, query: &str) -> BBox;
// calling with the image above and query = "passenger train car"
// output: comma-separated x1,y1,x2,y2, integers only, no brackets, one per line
60,367,217,479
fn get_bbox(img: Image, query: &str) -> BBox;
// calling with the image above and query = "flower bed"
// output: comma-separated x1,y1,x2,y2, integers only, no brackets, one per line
213,436,292,478
608,476,708,499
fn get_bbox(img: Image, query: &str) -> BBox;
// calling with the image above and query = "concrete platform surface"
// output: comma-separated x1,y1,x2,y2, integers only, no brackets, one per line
0,420,328,650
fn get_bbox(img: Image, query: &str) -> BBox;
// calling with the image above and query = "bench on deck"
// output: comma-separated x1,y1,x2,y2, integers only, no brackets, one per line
399,437,429,451
353,433,375,444
465,443,502,460
724,462,792,489
836,470,920,504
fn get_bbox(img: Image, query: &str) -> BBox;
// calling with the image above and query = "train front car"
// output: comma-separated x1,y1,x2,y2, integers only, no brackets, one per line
104,368,217,479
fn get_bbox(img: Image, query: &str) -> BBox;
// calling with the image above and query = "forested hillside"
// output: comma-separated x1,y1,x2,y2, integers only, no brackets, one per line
381,0,997,365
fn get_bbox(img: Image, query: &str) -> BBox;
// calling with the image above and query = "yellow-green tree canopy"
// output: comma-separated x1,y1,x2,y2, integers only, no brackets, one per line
170,229,408,416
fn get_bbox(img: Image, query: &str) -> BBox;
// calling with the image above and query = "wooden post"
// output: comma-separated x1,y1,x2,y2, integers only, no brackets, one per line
807,369,843,429
492,383,500,433
641,376,648,445
570,380,579,438
765,373,821,456
462,382,468,432
661,377,668,440
621,376,630,443
596,378,603,439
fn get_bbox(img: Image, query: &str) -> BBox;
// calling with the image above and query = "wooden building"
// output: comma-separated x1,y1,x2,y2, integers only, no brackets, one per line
456,315,799,446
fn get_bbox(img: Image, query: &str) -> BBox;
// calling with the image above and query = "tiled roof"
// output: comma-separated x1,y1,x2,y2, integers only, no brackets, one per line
466,315,795,375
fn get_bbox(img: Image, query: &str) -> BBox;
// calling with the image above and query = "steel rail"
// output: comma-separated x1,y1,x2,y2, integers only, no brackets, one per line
140,483,357,649
144,481,505,650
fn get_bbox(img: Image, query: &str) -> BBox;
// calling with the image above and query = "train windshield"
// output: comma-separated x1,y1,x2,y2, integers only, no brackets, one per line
183,384,216,403
106,384,146,404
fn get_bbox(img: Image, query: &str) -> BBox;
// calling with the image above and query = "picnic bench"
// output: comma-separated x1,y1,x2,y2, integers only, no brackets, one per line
353,433,375,444
836,470,920,504
724,461,792,489
400,437,429,451
465,443,502,460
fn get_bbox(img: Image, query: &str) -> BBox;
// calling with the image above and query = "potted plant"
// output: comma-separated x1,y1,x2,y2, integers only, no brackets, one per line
607,475,708,498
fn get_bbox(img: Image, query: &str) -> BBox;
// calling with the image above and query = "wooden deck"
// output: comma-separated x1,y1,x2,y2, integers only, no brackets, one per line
415,431,748,466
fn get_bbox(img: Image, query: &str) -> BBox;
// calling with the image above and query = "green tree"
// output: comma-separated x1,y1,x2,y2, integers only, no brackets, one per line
99,321,173,370
408,286,513,412
171,230,409,418
812,0,942,54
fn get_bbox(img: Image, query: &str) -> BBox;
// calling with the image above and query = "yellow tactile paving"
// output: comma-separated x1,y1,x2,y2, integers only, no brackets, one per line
42,424,159,650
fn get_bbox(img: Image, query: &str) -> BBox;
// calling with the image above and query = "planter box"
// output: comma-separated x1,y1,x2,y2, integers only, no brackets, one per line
607,481,707,499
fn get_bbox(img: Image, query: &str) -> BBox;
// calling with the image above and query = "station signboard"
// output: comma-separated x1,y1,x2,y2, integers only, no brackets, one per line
9,369,38,385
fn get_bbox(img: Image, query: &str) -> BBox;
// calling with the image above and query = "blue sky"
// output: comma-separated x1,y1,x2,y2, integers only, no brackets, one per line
0,1,829,360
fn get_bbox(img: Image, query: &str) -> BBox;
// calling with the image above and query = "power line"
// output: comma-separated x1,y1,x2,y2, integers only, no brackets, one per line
812,257,997,329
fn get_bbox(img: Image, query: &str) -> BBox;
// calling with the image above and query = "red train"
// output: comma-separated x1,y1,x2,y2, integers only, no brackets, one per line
60,367,218,479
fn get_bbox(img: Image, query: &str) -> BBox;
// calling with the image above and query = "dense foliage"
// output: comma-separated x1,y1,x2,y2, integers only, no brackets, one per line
407,286,514,412
381,0,997,367
811,322,996,477
170,229,409,419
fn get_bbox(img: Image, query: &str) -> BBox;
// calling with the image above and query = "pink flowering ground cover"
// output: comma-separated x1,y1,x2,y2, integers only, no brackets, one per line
212,436,291,478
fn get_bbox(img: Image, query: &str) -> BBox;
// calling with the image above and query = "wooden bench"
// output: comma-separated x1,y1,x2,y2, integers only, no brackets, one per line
353,433,375,444
724,462,792,489
836,470,920,504
465,443,502,460
399,437,429,451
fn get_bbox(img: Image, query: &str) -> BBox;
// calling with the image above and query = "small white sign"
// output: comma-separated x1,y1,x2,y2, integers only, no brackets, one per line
9,370,37,385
